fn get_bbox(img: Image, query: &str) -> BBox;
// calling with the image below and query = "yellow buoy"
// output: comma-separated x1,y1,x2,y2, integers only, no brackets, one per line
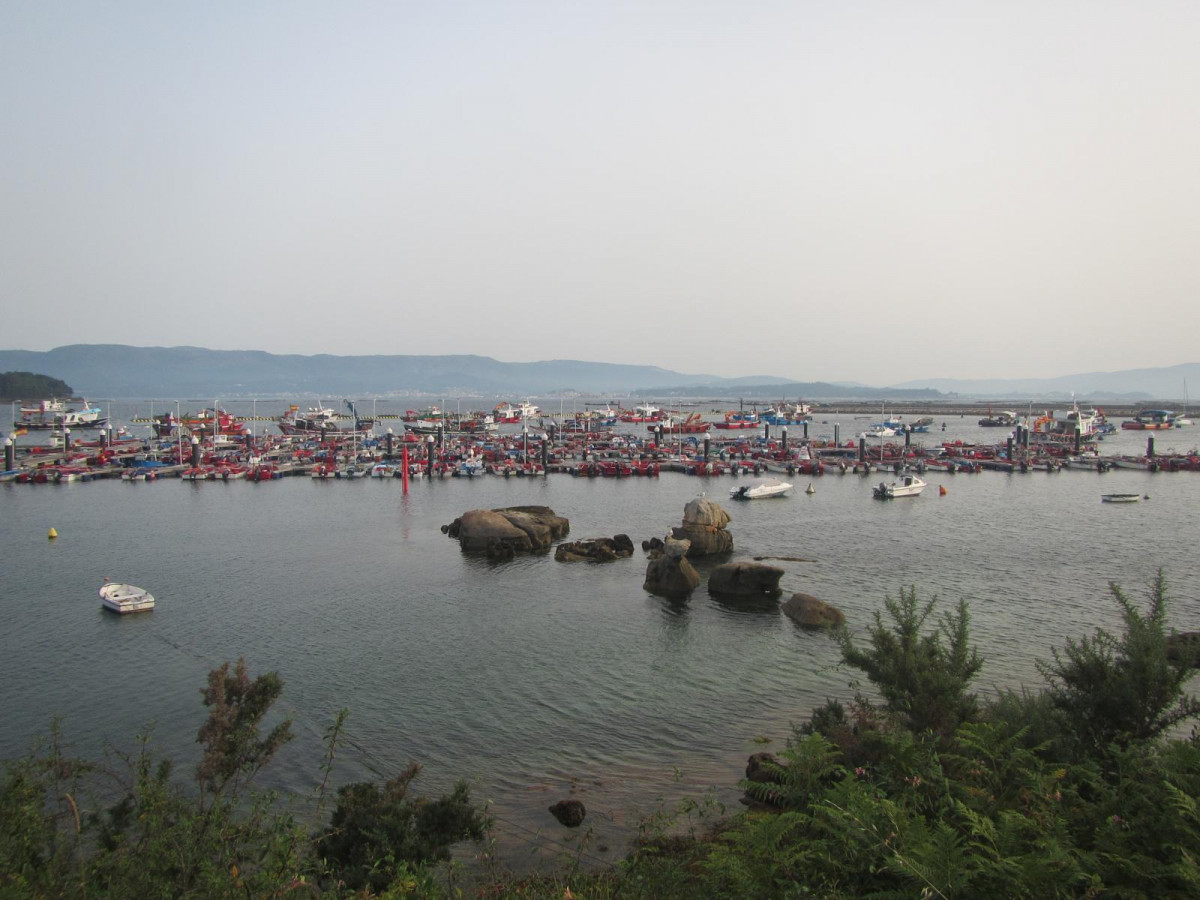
47,527,58,539
805,483,815,494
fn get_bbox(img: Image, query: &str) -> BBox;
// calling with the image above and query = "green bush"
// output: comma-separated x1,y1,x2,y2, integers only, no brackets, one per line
0,660,488,899
315,762,488,893
1039,571,1200,754
836,586,983,737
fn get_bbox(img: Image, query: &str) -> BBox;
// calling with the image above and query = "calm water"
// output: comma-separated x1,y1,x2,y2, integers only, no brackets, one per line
2,402,1198,862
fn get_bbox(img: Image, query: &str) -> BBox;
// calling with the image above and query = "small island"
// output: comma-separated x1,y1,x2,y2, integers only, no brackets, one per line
0,371,74,401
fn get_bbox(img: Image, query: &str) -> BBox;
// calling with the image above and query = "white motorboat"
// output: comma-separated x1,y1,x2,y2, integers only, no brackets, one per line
1101,493,1143,503
859,425,897,439
99,581,155,614
729,478,792,500
872,473,927,499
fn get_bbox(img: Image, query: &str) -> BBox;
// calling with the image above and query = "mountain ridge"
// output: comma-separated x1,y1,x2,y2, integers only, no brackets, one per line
0,345,1195,401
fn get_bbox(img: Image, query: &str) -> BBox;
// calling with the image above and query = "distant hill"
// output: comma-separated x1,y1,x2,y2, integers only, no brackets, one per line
888,363,1200,402
1,345,1192,402
0,345,793,398
634,382,944,401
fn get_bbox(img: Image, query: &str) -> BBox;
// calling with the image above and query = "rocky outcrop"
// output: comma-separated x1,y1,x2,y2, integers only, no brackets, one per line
708,562,785,598
643,537,701,596
744,752,786,808
670,496,733,557
782,592,846,629
642,536,664,553
548,799,586,827
443,506,570,556
746,751,782,784
555,534,635,562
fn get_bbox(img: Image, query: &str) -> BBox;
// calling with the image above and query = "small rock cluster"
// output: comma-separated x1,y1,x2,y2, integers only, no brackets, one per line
555,534,635,562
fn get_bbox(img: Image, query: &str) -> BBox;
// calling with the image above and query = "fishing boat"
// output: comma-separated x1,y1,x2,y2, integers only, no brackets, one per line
907,416,935,432
619,404,662,423
760,402,812,426
713,410,759,430
872,472,927,499
278,405,359,435
978,409,1018,427
493,401,539,423
1122,410,1177,430
1032,403,1102,440
650,413,710,434
458,414,498,433
404,419,445,436
729,478,792,499
1101,493,1143,503
177,408,248,437
19,399,108,430
99,580,155,614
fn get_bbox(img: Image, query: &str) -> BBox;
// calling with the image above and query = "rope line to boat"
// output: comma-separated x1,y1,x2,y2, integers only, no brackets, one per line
146,631,619,870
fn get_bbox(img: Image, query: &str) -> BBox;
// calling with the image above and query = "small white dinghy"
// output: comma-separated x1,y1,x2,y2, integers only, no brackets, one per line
99,580,155,614
1101,493,1144,503
730,478,792,500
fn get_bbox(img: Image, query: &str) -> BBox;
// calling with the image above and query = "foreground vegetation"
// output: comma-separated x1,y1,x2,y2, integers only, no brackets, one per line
3,574,1198,898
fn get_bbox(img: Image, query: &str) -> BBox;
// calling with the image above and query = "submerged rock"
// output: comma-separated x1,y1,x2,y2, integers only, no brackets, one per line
548,799,587,827
782,592,846,629
555,536,635,562
1166,631,1200,666
708,562,785,598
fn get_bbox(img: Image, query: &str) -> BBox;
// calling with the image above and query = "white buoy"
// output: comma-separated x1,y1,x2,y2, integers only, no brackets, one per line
805,483,815,494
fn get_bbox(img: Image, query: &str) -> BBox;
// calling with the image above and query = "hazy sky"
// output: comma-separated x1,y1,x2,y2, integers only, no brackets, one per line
3,2,1198,385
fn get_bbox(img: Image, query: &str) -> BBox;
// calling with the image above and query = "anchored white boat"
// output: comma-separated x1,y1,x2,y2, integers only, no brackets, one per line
99,581,155,614
730,478,792,500
1101,493,1143,503
873,473,927,499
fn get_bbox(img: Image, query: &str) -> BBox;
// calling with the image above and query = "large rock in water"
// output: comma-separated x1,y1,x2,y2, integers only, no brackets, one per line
444,506,570,555
671,495,734,557
708,562,785,598
643,537,701,596
782,592,846,629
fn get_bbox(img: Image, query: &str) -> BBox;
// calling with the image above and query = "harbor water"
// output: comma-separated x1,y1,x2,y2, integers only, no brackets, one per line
2,403,1198,863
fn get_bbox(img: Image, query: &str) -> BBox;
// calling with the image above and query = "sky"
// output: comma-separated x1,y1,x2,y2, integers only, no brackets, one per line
2,2,1198,386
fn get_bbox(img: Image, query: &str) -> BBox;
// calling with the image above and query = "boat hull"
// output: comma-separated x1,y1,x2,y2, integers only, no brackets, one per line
99,582,155,614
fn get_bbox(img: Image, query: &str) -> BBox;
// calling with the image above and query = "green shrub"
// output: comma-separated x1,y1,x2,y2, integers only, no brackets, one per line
837,586,983,738
1039,571,1200,754
316,762,488,893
